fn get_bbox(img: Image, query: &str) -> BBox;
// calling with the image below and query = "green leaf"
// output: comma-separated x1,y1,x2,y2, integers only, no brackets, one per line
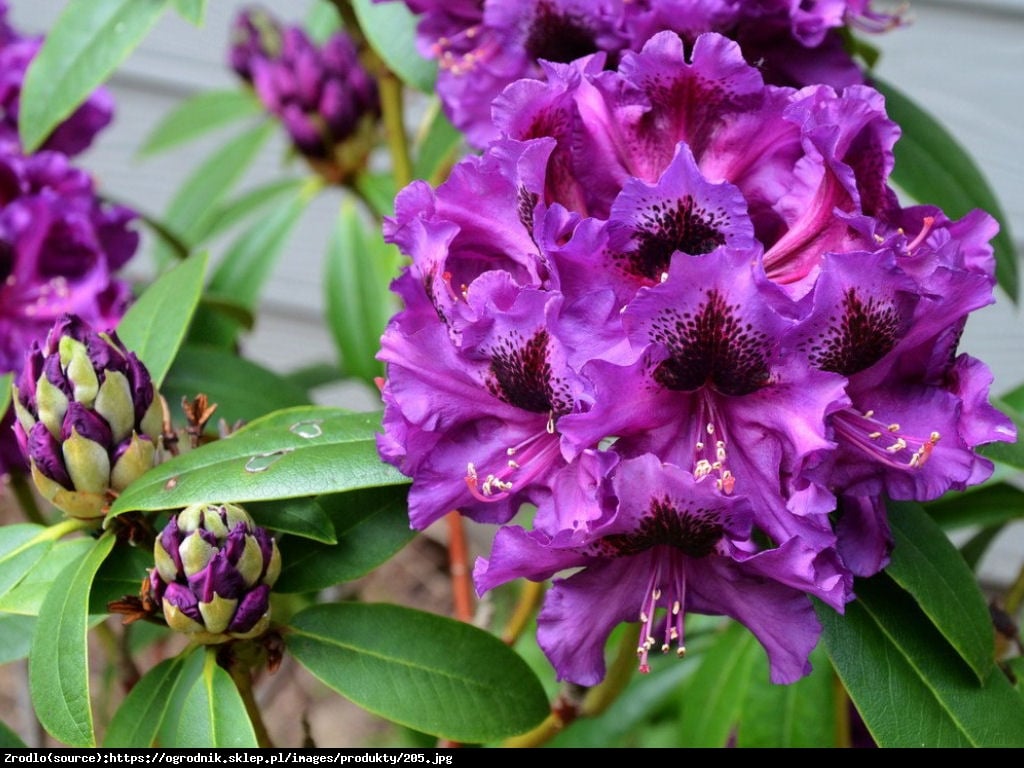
876,77,1019,303
153,121,275,266
677,619,761,747
171,0,206,26
117,252,209,389
885,501,995,682
172,649,258,748
29,533,116,747
207,183,314,311
160,344,312,431
287,602,549,742
0,373,10,420
412,102,464,185
89,543,153,615
978,394,1024,469
139,89,263,156
353,172,397,218
106,406,408,518
350,0,437,93
103,656,188,747
198,178,308,244
0,538,96,616
275,486,415,592
927,482,1024,532
325,198,401,388
246,497,337,544
0,719,26,748
736,644,837,747
0,524,51,604
820,574,1024,747
18,0,170,153
0,615,36,664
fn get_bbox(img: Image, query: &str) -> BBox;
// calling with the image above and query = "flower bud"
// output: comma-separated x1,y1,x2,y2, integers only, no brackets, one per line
149,502,281,644
11,314,163,518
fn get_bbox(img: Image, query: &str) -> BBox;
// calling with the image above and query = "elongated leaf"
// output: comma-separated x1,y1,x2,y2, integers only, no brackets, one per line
0,538,95,616
139,90,262,156
0,373,10,419
736,644,836,747
117,252,209,389
199,177,307,244
0,720,26,748
351,0,436,93
103,656,188,747
413,102,464,185
160,344,311,431
107,406,408,518
820,575,1024,747
174,649,257,748
927,482,1024,532
90,543,154,614
154,121,275,266
171,0,206,26
246,497,337,544
29,533,116,747
0,524,50,603
288,602,548,742
885,501,995,682
19,0,170,153
876,78,1018,303
677,619,761,747
0,615,35,664
207,183,314,310
325,199,400,387
275,486,414,592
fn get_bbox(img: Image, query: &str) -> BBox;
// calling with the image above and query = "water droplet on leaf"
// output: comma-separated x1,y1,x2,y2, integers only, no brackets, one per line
289,420,323,439
244,449,292,473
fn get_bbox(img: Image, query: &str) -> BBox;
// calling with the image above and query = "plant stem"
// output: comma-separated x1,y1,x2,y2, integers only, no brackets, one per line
231,664,275,748
503,624,641,747
378,69,413,188
501,580,545,645
445,511,474,623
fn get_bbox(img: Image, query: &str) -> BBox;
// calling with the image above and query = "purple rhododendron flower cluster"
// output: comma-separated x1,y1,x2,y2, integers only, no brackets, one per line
229,6,380,176
0,5,139,478
376,0,903,147
376,31,1014,686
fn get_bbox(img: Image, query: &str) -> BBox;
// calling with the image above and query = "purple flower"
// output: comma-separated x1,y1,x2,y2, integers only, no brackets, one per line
475,455,852,684
11,314,162,518
229,6,380,179
377,28,1009,686
150,502,281,644
377,0,903,147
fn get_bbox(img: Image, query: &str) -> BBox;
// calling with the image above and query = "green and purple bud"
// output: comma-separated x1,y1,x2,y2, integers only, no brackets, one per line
11,314,163,518
149,502,281,644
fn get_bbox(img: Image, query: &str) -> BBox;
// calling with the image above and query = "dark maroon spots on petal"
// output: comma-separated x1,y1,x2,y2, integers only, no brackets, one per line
593,496,723,558
617,195,729,281
649,290,771,396
486,328,573,415
525,1,598,64
804,288,903,375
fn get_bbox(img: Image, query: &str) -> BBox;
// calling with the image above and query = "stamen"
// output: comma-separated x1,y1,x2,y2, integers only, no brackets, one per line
905,216,935,252
832,408,942,471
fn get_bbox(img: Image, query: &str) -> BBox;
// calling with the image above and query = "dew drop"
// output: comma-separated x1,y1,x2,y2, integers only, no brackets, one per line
289,419,323,439
244,449,292,473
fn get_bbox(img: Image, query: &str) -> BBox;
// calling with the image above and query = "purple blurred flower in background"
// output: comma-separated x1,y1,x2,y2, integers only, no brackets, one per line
0,8,138,480
0,4,113,157
229,5,380,182
376,0,903,147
